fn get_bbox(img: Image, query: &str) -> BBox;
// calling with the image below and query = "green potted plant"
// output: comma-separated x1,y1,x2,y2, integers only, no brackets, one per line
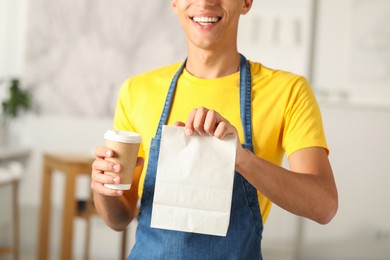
0,78,31,146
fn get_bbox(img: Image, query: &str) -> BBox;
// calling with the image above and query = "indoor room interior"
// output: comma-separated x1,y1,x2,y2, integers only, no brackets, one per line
1,0,389,259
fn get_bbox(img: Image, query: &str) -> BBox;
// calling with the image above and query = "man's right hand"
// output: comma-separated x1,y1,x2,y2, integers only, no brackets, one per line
91,146,143,196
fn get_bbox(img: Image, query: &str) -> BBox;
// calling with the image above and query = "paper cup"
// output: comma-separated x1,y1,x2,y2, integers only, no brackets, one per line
103,130,142,190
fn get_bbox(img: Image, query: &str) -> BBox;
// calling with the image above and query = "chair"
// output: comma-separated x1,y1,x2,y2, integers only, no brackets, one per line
37,153,132,260
0,166,23,260
76,195,97,260
77,193,140,260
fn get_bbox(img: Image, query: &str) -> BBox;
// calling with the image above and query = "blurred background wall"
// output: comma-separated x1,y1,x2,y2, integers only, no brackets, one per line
0,0,389,259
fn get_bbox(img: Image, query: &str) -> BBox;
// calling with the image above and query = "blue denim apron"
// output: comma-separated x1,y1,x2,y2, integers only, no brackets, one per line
129,54,263,260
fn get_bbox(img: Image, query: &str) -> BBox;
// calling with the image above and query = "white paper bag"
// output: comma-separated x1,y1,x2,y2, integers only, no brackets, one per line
151,125,237,237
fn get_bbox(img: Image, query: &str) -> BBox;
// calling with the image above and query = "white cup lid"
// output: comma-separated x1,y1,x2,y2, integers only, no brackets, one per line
104,130,142,143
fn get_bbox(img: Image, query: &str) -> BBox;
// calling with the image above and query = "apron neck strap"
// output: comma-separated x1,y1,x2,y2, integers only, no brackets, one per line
239,54,253,148
155,60,186,138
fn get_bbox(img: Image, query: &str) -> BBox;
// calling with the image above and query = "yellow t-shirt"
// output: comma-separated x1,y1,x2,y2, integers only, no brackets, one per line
113,60,328,223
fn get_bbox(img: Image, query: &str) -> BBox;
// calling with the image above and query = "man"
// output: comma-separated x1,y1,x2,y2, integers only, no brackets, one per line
91,0,338,258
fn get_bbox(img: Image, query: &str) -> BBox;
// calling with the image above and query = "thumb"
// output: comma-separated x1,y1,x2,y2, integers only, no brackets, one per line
136,157,144,167
173,121,185,127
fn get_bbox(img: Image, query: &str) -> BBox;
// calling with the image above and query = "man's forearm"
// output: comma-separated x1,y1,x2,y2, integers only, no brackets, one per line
236,148,338,224
93,192,135,231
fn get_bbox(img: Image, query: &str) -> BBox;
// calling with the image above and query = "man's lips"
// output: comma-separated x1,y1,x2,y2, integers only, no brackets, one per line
191,16,222,25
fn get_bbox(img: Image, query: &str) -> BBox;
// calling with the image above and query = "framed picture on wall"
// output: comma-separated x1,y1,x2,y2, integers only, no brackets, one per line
313,0,390,107
347,0,390,106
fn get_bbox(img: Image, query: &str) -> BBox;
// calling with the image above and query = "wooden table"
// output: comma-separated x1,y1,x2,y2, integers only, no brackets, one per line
37,153,95,260
0,169,20,260
0,146,30,260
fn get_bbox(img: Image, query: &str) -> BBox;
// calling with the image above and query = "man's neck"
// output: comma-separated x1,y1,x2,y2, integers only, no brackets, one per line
185,49,241,79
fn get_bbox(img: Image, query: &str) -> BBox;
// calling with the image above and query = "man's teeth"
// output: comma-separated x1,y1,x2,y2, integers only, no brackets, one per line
193,17,220,24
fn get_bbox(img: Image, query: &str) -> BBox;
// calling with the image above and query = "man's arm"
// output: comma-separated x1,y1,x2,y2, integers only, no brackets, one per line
236,146,338,224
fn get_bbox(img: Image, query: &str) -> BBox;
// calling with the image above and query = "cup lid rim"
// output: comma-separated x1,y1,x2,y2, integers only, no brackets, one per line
104,130,142,143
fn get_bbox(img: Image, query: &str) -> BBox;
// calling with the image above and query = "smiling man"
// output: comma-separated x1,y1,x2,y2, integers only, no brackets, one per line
91,0,338,259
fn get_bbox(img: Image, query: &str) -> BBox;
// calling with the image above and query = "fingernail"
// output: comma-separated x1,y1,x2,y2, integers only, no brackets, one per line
113,164,120,172
185,128,193,136
113,177,120,183
105,150,112,156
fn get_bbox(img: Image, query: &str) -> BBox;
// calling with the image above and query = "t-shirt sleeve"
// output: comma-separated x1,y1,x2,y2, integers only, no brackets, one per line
113,78,145,159
113,78,136,131
282,76,329,157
